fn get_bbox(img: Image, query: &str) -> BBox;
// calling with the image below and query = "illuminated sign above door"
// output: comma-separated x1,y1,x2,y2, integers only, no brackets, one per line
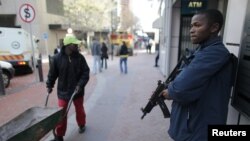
181,0,207,15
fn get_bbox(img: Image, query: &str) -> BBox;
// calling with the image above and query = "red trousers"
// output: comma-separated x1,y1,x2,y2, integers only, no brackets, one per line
55,96,86,136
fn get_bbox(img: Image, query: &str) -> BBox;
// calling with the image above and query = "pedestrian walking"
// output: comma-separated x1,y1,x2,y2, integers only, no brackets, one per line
162,9,235,141
101,42,108,69
154,42,159,67
91,37,102,74
46,35,90,141
54,39,63,55
111,44,114,60
146,43,152,54
119,41,129,74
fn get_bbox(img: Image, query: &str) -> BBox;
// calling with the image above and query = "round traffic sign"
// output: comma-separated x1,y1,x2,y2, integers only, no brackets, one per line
19,3,35,23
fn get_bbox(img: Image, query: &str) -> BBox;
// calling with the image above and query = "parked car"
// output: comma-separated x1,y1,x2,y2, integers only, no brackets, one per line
0,61,15,88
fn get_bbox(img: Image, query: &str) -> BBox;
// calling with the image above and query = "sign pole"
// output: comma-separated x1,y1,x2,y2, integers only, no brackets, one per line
45,39,48,58
19,3,38,82
43,33,49,57
29,24,38,82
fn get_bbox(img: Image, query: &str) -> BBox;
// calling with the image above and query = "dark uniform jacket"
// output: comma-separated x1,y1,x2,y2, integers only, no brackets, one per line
101,44,109,59
46,47,90,100
119,44,128,56
168,37,233,141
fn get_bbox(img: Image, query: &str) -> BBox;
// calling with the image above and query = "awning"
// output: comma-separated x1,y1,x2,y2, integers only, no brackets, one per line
152,17,162,29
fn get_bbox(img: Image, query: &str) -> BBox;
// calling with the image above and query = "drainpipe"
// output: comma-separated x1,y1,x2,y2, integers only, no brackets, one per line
165,0,173,76
159,0,166,75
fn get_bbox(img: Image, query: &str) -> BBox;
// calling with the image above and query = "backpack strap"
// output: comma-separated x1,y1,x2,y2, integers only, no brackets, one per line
229,53,239,86
215,53,238,86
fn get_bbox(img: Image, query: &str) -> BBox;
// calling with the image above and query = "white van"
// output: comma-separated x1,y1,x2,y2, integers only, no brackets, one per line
0,27,39,73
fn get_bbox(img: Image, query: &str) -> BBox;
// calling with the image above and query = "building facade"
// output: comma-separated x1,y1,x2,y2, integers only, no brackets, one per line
157,0,250,125
0,0,70,56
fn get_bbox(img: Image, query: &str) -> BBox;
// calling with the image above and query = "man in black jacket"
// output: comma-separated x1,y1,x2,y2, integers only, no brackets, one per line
46,35,90,141
119,41,128,74
54,39,63,55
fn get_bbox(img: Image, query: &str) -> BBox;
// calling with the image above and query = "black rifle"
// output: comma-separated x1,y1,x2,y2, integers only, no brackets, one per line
141,56,187,119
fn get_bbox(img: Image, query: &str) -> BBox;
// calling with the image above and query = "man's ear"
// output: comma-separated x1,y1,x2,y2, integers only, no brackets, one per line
210,23,220,33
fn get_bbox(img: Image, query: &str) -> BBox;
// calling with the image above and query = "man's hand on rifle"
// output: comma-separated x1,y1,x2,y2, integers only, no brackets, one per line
162,89,172,100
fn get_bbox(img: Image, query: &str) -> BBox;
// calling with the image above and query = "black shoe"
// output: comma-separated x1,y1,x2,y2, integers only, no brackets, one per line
154,65,159,67
50,136,64,141
79,125,86,133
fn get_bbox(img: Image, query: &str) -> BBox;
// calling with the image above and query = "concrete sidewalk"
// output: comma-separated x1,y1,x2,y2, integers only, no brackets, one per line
44,51,174,141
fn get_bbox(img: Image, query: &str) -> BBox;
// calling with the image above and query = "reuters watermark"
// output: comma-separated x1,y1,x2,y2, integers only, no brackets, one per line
208,125,249,140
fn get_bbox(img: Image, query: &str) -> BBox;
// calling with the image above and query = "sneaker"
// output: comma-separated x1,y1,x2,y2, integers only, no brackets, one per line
79,125,86,133
50,136,64,141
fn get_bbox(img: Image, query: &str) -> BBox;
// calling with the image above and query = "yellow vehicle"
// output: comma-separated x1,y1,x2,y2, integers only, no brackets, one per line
110,32,134,56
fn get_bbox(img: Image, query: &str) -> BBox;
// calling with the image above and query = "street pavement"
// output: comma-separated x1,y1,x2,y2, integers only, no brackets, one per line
0,50,174,141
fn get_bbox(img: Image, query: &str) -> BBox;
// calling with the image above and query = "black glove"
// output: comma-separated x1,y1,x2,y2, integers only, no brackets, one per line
47,88,53,94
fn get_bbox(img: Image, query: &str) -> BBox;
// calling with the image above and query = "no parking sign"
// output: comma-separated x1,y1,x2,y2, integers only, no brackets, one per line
19,3,35,23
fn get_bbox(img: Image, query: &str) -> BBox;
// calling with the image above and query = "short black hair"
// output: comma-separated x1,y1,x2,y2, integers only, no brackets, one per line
196,9,224,32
